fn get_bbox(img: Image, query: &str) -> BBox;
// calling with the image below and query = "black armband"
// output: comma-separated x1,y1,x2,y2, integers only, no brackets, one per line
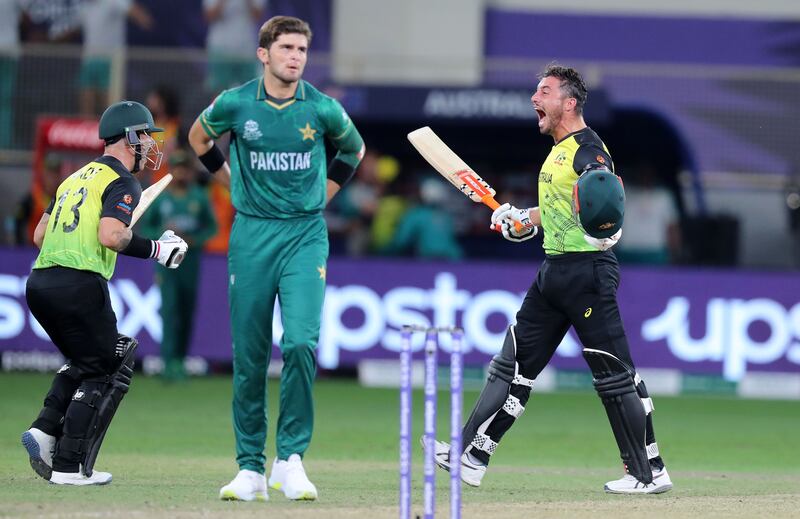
327,158,357,187
198,143,226,174
120,233,156,259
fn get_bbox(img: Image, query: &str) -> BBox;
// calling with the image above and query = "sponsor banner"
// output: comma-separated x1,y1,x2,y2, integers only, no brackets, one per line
331,86,611,125
36,117,103,152
1,249,799,381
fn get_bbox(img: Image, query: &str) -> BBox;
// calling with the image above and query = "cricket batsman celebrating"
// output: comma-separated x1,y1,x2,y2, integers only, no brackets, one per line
432,64,673,494
188,15,365,502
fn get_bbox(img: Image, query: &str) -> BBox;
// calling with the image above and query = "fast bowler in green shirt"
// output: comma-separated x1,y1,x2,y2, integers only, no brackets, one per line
189,16,364,502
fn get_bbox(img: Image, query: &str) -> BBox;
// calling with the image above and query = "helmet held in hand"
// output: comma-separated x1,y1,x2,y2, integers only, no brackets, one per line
572,166,625,239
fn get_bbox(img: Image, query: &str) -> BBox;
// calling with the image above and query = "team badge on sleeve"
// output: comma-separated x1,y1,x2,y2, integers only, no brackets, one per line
116,194,133,215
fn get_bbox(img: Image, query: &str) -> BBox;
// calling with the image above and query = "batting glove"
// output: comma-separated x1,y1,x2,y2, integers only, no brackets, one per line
153,230,188,269
583,229,622,251
490,203,539,243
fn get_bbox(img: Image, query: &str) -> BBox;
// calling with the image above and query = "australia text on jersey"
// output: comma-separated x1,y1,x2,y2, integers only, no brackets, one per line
249,151,312,171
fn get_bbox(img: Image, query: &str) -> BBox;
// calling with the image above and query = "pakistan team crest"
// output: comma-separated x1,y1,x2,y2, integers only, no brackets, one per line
243,120,262,141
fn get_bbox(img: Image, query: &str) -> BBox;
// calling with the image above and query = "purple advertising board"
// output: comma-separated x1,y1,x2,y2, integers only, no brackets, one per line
1,248,798,381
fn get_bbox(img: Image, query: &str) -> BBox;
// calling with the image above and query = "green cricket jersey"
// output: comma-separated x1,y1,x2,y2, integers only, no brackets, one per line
538,127,614,255
200,78,365,219
34,156,142,279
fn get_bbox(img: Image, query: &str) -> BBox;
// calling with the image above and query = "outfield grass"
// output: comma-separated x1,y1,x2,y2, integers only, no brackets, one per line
1,373,798,518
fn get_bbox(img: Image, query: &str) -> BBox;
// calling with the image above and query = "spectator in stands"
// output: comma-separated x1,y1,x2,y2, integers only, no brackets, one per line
77,0,153,117
330,149,385,255
329,150,408,256
204,0,266,94
145,84,182,183
12,153,63,245
384,177,463,261
138,150,217,381
201,0,266,252
18,0,82,43
0,0,25,148
368,156,407,253
615,163,681,264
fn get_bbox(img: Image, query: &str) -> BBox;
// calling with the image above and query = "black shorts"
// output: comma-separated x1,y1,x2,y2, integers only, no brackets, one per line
513,250,635,378
26,267,119,377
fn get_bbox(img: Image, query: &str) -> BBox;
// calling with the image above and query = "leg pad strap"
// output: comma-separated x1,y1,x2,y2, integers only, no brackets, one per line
471,433,498,455
502,395,525,418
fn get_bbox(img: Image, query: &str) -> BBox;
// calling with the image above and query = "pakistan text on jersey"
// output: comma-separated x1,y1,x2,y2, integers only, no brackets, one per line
250,151,312,171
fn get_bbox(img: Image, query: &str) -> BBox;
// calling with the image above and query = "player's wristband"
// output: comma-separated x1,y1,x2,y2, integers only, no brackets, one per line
327,158,357,187
119,233,156,259
198,143,226,174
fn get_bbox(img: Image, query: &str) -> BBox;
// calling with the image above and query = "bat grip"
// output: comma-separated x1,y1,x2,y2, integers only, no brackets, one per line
482,196,525,233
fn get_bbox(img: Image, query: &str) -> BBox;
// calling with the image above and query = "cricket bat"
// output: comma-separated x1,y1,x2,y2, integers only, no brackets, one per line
407,127,522,232
131,173,172,226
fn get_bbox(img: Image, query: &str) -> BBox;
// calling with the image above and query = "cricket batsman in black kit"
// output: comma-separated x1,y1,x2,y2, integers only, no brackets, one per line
21,101,189,485
433,64,673,494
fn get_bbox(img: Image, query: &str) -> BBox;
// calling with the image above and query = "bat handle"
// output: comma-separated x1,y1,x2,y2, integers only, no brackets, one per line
482,196,525,233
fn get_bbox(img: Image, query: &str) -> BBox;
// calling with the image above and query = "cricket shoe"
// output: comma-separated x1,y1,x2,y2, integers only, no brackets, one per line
50,467,112,486
21,428,55,480
219,469,268,501
268,454,318,500
429,439,487,487
604,466,673,494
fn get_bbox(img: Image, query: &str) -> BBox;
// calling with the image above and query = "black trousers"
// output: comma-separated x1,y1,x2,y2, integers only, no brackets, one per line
26,267,120,465
515,250,635,380
26,267,119,377
473,250,660,467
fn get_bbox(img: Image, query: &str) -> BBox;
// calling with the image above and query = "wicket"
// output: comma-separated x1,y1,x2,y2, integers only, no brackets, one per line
399,325,464,519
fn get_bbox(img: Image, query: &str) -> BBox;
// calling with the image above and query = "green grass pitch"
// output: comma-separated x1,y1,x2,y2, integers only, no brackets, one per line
1,373,798,518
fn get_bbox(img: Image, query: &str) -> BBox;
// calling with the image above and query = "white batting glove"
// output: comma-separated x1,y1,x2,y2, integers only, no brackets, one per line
583,229,622,251
490,203,539,243
154,230,188,269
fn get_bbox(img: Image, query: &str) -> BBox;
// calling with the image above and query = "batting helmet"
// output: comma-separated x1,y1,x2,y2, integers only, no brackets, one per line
572,166,625,239
98,101,163,140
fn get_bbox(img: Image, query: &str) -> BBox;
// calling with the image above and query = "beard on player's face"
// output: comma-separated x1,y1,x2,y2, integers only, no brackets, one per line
276,67,301,83
539,104,563,135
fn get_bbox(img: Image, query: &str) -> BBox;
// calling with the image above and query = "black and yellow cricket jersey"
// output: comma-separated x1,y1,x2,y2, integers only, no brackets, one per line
538,127,614,255
34,156,141,280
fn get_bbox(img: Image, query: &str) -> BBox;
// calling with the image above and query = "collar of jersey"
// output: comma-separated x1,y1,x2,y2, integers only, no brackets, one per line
256,78,306,110
95,155,132,177
555,126,590,146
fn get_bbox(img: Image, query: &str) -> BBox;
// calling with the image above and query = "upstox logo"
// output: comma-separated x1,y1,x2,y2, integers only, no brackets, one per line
643,296,800,381
249,151,311,171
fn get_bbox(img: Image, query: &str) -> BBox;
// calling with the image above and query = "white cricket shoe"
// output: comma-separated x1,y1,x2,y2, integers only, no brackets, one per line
268,454,318,500
21,428,55,480
604,466,673,494
431,439,487,487
50,469,112,486
219,469,268,502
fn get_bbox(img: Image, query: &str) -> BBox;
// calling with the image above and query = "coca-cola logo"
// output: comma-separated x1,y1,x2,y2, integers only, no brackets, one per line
45,119,102,150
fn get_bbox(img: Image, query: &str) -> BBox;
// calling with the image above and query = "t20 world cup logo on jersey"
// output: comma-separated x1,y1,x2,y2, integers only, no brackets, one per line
242,120,262,141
